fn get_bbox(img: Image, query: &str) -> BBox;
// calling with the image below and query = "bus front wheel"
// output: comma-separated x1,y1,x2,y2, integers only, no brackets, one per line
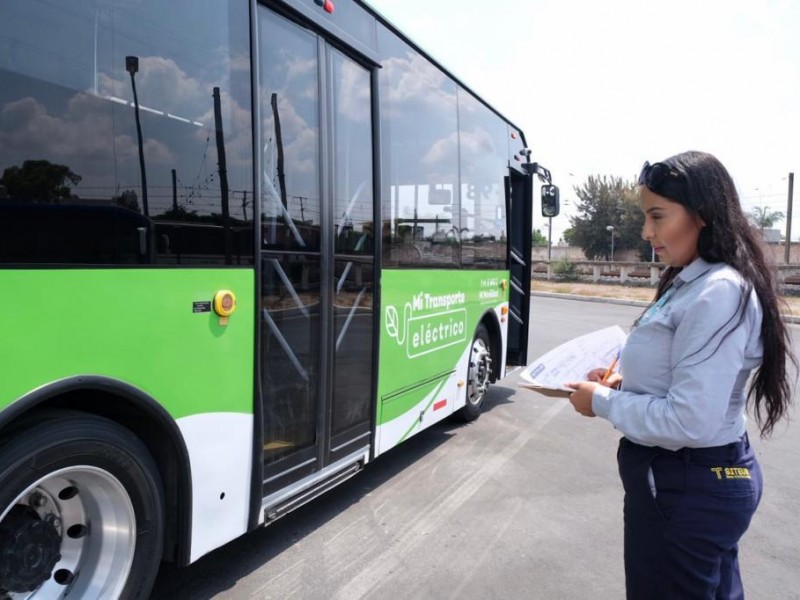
454,323,493,422
0,412,164,599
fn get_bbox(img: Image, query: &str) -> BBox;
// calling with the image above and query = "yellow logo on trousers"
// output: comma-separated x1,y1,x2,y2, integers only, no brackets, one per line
710,467,751,480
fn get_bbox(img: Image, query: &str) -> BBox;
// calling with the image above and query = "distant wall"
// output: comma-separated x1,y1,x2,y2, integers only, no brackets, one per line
534,242,800,265
531,259,800,289
532,261,664,285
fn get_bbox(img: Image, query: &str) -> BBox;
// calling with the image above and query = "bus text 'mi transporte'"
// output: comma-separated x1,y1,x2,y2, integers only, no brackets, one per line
0,0,561,597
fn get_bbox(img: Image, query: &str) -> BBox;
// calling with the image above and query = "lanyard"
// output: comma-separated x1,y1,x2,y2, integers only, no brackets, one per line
634,285,677,328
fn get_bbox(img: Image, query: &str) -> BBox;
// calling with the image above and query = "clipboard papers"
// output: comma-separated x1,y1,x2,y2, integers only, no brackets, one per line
519,325,627,398
517,383,575,398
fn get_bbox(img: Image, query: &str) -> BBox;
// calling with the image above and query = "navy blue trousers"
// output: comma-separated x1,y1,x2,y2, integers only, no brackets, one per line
617,434,762,599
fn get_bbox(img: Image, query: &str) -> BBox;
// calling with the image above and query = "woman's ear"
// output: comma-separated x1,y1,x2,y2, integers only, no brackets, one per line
692,209,706,229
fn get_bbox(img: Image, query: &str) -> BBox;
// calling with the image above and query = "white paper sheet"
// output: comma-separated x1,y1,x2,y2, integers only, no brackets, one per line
519,325,628,396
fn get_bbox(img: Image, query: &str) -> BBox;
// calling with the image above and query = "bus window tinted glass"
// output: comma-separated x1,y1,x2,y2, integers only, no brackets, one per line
0,1,253,265
260,17,321,253
331,49,374,437
377,24,460,268
258,12,321,466
457,90,509,269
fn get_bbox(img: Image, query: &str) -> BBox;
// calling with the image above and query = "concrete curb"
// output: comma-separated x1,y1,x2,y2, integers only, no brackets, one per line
531,291,650,308
531,291,800,325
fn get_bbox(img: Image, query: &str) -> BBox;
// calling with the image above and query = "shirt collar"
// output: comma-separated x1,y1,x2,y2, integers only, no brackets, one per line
674,257,714,288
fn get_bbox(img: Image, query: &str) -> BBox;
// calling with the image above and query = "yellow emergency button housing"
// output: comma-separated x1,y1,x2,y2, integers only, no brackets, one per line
213,290,236,325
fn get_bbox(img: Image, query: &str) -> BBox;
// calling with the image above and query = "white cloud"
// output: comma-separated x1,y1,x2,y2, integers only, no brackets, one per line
0,95,174,176
334,57,370,123
380,51,457,116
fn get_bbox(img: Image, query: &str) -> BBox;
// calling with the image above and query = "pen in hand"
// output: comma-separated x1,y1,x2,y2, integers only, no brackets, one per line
601,352,619,384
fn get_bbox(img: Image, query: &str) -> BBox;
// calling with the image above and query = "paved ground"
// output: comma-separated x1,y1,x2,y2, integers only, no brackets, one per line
151,296,800,599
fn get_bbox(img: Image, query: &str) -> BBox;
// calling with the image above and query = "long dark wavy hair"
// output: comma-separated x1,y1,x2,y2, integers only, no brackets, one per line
646,151,795,437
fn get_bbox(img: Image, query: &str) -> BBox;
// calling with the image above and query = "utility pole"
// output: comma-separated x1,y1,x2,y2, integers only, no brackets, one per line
785,172,794,264
126,56,148,217
606,225,615,261
213,87,231,265
171,168,177,212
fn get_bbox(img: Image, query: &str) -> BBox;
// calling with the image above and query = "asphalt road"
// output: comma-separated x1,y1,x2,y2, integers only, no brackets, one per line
151,296,800,599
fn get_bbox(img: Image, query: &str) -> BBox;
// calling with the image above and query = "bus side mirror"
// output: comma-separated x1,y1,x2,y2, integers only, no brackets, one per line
541,184,560,217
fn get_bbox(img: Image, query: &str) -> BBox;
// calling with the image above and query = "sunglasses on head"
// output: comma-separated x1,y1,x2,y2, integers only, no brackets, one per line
638,161,692,206
638,161,681,190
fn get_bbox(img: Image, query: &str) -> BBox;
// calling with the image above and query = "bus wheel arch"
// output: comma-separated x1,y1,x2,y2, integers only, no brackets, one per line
0,378,192,568
479,311,503,382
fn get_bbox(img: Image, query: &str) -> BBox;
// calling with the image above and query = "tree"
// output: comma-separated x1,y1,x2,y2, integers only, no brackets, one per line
531,229,548,247
567,175,649,260
112,189,140,212
749,206,784,230
0,160,81,203
617,186,652,261
156,205,199,221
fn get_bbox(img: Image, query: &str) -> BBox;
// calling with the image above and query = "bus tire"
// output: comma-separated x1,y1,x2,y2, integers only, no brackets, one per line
454,323,493,422
0,412,164,600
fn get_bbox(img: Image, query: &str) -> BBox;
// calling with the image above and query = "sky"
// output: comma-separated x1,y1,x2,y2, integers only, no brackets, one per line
367,0,800,243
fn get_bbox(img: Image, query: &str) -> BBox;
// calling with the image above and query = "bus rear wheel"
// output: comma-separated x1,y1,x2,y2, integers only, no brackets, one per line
0,412,164,599
454,323,493,422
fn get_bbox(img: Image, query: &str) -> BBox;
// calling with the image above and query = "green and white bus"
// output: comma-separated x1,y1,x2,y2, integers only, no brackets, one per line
0,1,557,597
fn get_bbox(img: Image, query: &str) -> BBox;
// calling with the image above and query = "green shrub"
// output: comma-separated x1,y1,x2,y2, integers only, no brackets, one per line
552,257,577,280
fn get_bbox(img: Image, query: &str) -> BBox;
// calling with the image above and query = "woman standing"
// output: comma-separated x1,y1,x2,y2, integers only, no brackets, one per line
566,151,795,599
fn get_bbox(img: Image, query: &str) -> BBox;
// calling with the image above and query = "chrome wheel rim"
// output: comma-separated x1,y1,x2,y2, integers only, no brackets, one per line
467,336,492,406
0,466,136,599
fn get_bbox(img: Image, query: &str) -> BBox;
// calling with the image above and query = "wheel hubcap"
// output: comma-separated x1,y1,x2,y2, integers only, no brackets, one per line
467,337,492,405
0,507,61,593
0,466,136,599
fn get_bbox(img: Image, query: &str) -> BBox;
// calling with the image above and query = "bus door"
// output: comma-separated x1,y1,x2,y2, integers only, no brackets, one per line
257,7,376,497
505,169,533,366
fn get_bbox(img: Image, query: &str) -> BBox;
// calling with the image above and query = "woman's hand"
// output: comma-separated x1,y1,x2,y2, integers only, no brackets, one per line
563,381,600,417
586,368,622,389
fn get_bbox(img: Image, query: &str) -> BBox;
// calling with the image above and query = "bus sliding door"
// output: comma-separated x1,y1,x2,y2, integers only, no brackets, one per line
257,7,375,497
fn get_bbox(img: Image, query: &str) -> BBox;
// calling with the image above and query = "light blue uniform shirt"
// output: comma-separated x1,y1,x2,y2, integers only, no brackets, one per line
592,257,763,451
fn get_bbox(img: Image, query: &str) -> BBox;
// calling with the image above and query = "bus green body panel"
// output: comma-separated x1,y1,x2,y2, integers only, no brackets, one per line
0,269,254,419
378,269,508,424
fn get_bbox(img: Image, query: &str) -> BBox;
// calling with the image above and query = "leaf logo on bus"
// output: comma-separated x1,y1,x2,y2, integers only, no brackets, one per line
385,303,412,345
385,303,467,358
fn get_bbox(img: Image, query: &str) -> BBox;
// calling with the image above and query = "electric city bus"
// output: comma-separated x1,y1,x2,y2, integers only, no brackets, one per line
0,1,557,597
